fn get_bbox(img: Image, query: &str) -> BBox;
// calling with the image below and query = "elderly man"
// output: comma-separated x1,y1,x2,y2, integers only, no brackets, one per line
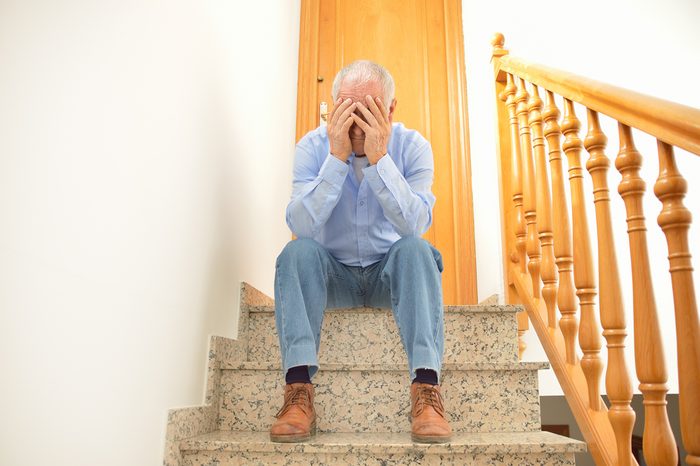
270,60,451,444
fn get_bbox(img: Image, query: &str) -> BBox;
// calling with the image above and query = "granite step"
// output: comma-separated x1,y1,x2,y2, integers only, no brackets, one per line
240,304,520,365
180,430,585,466
217,361,547,434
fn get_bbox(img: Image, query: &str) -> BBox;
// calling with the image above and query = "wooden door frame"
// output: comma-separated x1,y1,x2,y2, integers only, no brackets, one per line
294,0,478,304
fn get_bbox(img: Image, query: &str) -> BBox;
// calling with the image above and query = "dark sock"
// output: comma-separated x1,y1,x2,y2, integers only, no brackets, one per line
285,365,311,385
412,368,439,386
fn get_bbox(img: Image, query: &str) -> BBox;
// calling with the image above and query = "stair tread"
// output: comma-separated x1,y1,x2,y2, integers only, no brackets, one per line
221,361,549,371
246,304,523,314
181,430,585,454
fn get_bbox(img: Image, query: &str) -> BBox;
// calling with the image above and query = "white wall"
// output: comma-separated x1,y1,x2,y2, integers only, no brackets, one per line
0,1,299,465
1,1,698,463
462,0,700,395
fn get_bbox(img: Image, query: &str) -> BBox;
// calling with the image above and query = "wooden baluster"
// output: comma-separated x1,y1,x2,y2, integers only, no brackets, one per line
501,73,526,274
528,85,558,328
561,99,602,409
615,126,678,466
543,91,578,363
584,112,635,465
500,73,528,357
654,140,698,466
515,77,542,298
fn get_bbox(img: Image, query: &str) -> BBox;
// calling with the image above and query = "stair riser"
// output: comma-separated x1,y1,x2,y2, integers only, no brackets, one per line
218,369,541,433
182,451,575,465
244,310,518,365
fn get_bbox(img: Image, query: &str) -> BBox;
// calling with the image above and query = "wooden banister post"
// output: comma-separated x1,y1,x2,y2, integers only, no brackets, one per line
502,73,526,276
543,91,579,364
507,76,530,358
654,141,699,466
529,85,558,329
615,126,678,466
585,112,636,465
515,78,542,299
492,33,529,357
562,99,602,410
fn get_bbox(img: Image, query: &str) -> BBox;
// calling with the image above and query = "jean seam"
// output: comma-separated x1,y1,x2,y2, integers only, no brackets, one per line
275,266,289,375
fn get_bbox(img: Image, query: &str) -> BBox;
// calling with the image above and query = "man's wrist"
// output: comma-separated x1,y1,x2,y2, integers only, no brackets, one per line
368,152,386,165
331,152,350,163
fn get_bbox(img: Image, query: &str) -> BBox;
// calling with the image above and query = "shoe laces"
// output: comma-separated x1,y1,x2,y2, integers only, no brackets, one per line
413,385,445,418
275,385,312,418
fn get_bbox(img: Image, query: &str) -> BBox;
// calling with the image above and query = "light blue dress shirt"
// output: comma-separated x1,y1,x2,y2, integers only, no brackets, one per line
286,122,436,267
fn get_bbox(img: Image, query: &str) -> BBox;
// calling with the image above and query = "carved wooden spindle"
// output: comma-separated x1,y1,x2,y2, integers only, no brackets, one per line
543,91,578,363
515,77,541,298
615,126,678,466
528,85,558,328
561,99,602,409
501,73,526,274
654,140,699,466
584,113,635,465
500,73,528,357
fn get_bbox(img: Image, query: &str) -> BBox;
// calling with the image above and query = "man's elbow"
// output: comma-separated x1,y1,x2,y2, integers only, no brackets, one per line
287,221,312,239
286,215,317,239
396,212,432,238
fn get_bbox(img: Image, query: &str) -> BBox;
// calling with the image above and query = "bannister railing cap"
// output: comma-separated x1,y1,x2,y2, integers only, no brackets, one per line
491,32,508,62
495,53,700,156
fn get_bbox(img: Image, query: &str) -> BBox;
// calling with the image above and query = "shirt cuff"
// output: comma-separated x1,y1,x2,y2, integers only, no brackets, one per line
319,153,349,186
364,154,399,186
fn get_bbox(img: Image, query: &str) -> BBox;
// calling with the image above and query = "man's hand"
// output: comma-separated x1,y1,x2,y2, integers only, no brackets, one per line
328,98,356,162
352,95,392,165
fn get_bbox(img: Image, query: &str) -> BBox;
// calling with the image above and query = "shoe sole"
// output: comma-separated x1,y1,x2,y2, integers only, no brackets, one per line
270,423,317,443
411,433,452,444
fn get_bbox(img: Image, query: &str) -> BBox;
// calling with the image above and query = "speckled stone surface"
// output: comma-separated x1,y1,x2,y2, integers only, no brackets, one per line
180,431,582,465
163,336,224,466
165,283,582,466
183,451,575,465
479,293,501,305
217,362,544,433
164,405,218,466
243,305,520,366
181,430,585,454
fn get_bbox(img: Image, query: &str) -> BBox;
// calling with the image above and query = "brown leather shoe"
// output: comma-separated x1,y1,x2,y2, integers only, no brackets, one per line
410,382,452,443
270,383,316,442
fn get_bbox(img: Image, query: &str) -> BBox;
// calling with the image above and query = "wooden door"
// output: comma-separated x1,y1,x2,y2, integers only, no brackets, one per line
295,0,477,304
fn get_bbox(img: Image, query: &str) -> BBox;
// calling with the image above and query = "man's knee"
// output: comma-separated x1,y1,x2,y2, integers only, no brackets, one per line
388,237,443,272
390,237,432,256
277,238,326,267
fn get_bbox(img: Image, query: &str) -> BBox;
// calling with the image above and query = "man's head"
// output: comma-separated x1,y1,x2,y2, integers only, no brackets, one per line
331,60,397,155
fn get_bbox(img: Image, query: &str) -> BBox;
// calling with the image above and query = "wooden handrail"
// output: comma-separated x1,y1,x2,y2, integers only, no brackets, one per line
494,56,700,156
492,32,699,466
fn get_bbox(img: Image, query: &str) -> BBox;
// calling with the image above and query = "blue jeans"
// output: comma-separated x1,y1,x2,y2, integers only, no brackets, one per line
274,237,445,382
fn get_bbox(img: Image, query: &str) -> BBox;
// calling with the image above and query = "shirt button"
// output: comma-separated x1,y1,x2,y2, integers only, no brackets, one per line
359,201,365,206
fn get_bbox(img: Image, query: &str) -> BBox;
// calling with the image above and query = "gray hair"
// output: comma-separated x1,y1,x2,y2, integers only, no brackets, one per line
331,60,395,105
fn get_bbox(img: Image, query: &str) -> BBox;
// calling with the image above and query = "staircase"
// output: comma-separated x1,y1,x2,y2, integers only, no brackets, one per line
163,283,585,465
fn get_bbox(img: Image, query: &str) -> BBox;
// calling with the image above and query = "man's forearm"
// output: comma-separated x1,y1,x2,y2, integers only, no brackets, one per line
364,155,434,237
286,154,349,238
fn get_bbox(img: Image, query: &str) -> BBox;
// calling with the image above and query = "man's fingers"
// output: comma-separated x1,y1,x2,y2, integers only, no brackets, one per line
374,96,390,123
365,95,387,126
366,95,386,124
356,101,380,128
328,98,344,127
337,102,357,128
328,97,342,125
351,113,371,131
330,98,353,127
340,114,354,132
